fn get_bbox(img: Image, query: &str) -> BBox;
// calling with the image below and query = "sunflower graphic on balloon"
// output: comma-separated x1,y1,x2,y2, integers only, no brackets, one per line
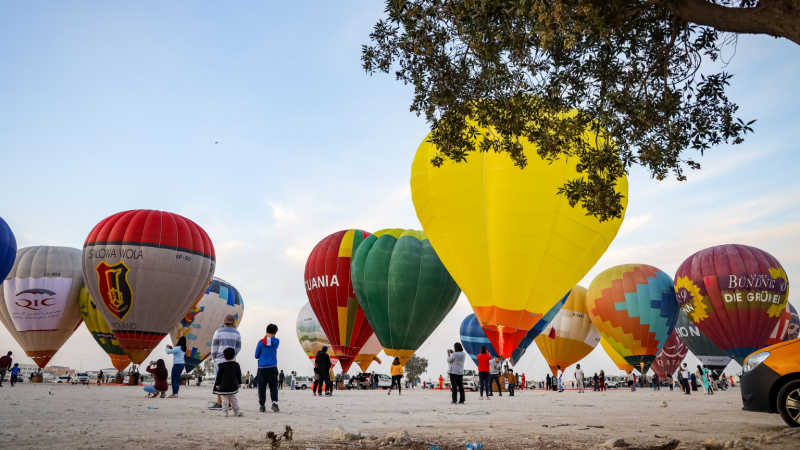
674,276,708,322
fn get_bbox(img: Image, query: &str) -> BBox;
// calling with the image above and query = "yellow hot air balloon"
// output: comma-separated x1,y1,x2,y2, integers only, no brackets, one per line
78,288,131,372
354,333,383,372
534,286,600,375
601,338,634,374
411,124,627,357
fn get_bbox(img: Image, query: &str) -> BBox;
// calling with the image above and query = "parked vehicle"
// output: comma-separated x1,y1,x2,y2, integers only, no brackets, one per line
294,376,313,389
76,372,90,384
57,376,72,383
376,374,391,388
741,338,800,427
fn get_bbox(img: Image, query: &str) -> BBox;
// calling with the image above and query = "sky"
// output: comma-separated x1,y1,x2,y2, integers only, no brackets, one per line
1,2,798,382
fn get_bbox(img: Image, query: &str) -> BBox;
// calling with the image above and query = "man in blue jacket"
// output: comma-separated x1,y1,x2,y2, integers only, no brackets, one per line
255,323,280,412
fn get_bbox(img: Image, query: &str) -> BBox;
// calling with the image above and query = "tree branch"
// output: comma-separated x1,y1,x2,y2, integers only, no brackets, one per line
667,0,800,45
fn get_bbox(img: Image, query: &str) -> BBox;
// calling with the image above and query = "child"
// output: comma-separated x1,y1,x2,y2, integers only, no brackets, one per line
214,347,243,417
10,363,20,386
255,323,280,412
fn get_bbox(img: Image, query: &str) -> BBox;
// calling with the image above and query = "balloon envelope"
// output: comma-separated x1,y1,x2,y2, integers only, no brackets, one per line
0,246,84,368
601,338,634,374
587,264,678,374
460,313,499,366
535,286,601,375
170,277,244,372
786,303,799,341
354,333,382,372
304,230,375,372
411,126,627,357
674,310,731,372
674,244,789,364
296,302,339,367
351,229,460,365
82,210,215,364
0,216,16,282
651,331,688,379
79,288,131,371
765,302,797,346
509,292,568,366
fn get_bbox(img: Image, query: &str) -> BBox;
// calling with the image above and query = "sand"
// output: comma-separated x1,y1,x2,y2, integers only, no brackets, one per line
0,383,797,449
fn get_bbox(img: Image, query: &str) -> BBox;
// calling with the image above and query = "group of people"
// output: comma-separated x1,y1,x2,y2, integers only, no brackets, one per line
142,314,282,417
0,351,20,386
677,363,728,395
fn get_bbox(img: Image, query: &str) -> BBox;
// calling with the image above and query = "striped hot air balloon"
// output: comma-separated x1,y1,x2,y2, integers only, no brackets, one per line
535,286,601,375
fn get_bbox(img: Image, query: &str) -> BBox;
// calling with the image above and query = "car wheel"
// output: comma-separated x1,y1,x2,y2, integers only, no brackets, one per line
777,379,800,427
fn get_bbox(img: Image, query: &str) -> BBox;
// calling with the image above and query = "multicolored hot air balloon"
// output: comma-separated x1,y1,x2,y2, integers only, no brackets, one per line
460,313,499,366
674,244,789,364
765,302,798,346
601,338,634,374
0,246,84,368
411,125,627,357
170,277,244,372
587,264,679,374
351,229,461,365
787,303,799,341
296,302,339,367
651,331,688,379
79,288,131,371
0,216,16,281
509,295,567,366
304,230,374,373
535,286,601,375
674,310,731,372
354,334,382,372
82,210,215,364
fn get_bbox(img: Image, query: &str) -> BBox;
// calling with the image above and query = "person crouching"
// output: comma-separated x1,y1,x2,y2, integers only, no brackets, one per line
214,347,243,417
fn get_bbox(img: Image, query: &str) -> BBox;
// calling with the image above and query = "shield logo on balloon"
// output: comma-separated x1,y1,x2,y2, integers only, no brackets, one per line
96,261,133,321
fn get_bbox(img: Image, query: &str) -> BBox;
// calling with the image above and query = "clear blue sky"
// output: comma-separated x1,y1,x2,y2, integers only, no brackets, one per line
1,2,798,378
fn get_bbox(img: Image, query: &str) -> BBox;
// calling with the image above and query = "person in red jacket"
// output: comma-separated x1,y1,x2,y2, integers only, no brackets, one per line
476,346,491,399
144,359,169,398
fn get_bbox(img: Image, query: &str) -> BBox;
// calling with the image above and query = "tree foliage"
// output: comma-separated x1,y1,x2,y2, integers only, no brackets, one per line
405,354,428,386
360,0,786,219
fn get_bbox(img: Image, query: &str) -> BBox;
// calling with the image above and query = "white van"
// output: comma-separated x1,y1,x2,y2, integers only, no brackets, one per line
294,376,314,389
376,374,392,388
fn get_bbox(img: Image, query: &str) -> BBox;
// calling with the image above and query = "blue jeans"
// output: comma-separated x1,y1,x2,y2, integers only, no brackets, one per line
479,372,490,397
171,364,184,395
143,385,163,395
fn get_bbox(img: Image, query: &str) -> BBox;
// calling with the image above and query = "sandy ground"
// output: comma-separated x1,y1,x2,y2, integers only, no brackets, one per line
0,383,797,449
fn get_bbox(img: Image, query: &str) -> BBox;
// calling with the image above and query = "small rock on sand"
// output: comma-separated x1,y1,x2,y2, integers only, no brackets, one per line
382,430,411,445
331,426,362,441
601,438,629,448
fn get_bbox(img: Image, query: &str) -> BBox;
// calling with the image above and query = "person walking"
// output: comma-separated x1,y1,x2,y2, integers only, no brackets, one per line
574,364,585,393
279,370,285,390
255,323,281,412
165,337,187,398
209,314,242,410
388,357,403,396
556,365,564,392
447,342,466,404
698,365,713,395
313,346,332,397
489,356,503,396
477,346,491,399
213,347,243,417
9,363,20,386
0,351,12,387
143,359,169,398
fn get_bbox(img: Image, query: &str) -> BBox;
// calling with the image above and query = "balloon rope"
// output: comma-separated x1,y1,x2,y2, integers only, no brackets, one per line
498,325,505,355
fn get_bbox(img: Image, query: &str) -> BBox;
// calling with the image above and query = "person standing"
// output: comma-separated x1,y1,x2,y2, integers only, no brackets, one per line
0,351,12,387
545,373,551,391
507,369,516,396
489,356,503,396
447,342,466,404
213,347,243,417
209,314,242,409
9,363,20,386
556,365,564,392
255,323,281,412
679,363,691,395
574,364,585,393
438,374,444,390
388,357,403,396
97,369,104,385
289,371,296,390
279,370,285,390
599,370,606,391
477,346,491,399
165,337,187,398
652,373,660,391
521,373,526,390
313,346,332,397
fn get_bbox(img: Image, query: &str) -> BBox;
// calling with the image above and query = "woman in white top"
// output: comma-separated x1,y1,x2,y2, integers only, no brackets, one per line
447,342,466,404
165,336,187,398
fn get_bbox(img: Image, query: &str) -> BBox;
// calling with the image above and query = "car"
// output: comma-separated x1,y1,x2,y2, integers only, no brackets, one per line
57,376,72,383
76,372,90,384
605,380,619,388
294,376,313,389
375,374,392,388
741,338,800,427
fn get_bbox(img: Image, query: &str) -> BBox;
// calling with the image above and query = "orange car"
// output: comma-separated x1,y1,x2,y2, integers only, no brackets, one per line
741,338,800,427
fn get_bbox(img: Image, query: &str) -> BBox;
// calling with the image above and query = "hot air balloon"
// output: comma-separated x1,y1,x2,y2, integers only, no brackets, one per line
0,216,16,281
460,314,499,366
601,338,634,374
509,293,568,366
354,334,382,372
674,244,789,364
651,331,688,380
411,125,627,357
82,210,215,364
764,302,797,347
79,288,131,371
674,310,731,372
304,230,375,372
587,264,679,374
0,246,84,368
296,302,339,367
535,286,601,375
351,229,461,365
170,277,244,372
787,303,799,341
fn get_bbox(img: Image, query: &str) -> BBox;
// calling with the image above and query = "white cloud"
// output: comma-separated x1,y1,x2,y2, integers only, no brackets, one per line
268,202,300,226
